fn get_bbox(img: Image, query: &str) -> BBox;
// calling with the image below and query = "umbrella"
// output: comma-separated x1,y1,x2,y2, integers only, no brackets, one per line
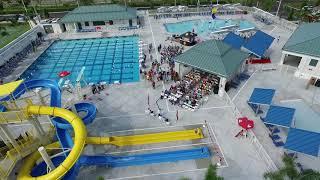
238,117,254,130
58,71,70,78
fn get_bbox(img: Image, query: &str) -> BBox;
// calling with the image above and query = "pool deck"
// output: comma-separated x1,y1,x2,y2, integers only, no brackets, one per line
5,10,320,180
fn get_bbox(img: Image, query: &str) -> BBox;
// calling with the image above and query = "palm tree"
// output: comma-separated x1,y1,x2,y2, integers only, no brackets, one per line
264,154,320,180
205,164,224,180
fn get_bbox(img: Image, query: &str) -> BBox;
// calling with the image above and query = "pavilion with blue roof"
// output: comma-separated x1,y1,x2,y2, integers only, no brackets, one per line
243,30,275,58
249,88,320,157
223,32,245,49
262,105,295,128
247,88,275,114
284,128,320,157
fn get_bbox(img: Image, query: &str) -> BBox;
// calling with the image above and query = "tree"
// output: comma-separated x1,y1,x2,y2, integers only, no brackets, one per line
264,154,320,180
0,0,4,10
262,0,275,12
300,0,308,9
1,31,9,36
316,0,320,6
80,0,94,5
97,176,104,180
205,164,224,180
17,0,31,7
288,8,294,21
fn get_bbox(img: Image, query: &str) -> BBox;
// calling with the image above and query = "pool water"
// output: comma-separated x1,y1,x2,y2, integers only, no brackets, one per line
20,36,140,84
164,19,255,35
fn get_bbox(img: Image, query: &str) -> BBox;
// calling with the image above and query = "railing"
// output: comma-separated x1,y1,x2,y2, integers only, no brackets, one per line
222,91,278,172
238,6,298,32
0,110,29,124
0,136,40,179
0,25,45,66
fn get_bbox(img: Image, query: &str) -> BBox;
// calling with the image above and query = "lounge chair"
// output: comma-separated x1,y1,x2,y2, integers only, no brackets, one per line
247,102,263,114
272,128,280,134
273,141,284,147
296,163,304,172
269,134,281,141
265,124,274,128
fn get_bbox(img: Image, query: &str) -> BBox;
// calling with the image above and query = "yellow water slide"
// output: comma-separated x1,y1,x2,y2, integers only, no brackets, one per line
87,128,203,146
18,105,87,180
17,105,204,179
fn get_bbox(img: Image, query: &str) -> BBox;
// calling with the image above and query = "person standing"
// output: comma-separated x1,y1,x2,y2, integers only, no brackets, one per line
152,81,155,89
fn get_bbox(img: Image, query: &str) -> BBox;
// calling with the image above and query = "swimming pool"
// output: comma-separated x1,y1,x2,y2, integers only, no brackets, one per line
280,100,320,133
20,36,140,84
164,19,255,35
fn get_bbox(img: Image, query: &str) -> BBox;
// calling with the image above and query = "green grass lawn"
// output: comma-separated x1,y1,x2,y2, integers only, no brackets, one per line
0,23,30,49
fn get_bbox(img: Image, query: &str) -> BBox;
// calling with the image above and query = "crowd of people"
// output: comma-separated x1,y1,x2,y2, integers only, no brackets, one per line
161,70,219,110
159,45,183,65
140,42,182,89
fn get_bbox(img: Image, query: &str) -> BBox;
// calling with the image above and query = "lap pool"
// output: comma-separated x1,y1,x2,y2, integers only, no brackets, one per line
20,36,140,84
164,19,255,36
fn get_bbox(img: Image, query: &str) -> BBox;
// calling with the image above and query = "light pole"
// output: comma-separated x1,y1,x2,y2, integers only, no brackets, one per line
276,0,283,17
21,0,33,28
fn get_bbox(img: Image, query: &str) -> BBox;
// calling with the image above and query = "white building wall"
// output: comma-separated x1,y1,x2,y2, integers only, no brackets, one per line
281,50,320,79
63,18,137,32
52,24,62,33
65,23,77,33
175,62,192,78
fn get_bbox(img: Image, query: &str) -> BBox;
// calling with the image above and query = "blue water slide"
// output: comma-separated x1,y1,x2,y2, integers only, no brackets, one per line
0,79,97,150
31,147,211,177
79,147,211,167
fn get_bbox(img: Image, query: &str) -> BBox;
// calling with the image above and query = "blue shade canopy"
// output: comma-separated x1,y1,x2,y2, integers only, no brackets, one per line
243,30,275,57
223,32,245,49
248,88,275,105
285,128,320,157
263,105,295,128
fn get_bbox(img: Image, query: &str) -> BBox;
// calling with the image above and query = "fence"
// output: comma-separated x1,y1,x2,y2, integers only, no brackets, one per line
238,6,299,32
0,25,45,66
222,90,278,172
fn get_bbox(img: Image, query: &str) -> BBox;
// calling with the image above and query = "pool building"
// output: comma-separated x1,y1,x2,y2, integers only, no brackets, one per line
174,39,249,97
280,22,320,81
60,4,140,32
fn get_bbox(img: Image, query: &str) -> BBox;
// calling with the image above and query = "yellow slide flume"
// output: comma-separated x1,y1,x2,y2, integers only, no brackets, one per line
18,105,87,180
18,106,204,180
87,128,203,146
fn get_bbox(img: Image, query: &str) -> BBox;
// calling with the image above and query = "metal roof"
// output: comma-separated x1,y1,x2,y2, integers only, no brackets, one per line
223,32,245,49
248,88,275,105
174,40,248,78
243,30,274,57
263,105,295,128
60,4,137,23
285,128,320,157
283,22,320,57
